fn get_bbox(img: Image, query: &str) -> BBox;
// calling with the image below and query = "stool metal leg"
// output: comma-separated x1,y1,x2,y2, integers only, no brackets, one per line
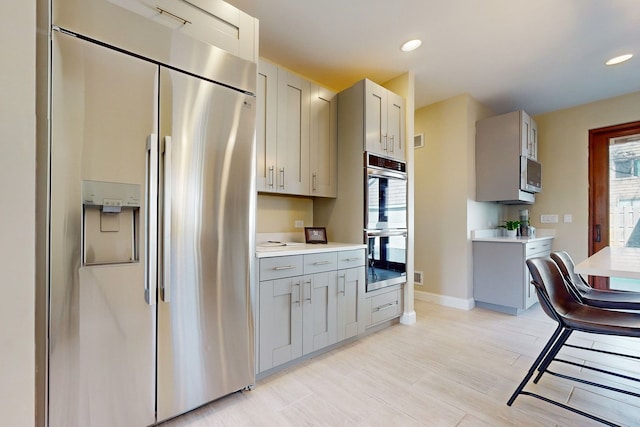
507,324,563,406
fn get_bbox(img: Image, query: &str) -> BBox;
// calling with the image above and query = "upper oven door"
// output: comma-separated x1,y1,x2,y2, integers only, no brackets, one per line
366,168,407,230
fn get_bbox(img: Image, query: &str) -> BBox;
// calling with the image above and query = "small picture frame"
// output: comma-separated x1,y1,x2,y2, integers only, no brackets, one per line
304,227,328,244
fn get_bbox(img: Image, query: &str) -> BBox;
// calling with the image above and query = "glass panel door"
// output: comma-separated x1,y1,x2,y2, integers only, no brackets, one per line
609,134,640,290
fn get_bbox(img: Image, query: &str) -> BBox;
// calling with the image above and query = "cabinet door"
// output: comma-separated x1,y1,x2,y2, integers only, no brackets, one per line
386,91,405,160
256,60,278,192
524,241,552,308
258,277,303,372
529,118,538,160
302,272,337,355
337,266,365,341
277,69,310,195
309,83,337,197
520,110,532,158
364,80,387,155
523,266,538,309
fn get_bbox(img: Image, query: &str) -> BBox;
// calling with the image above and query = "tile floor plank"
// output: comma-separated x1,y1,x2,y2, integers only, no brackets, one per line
161,300,640,426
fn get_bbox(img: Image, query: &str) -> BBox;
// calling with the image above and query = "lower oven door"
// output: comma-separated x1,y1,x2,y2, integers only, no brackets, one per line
366,229,407,292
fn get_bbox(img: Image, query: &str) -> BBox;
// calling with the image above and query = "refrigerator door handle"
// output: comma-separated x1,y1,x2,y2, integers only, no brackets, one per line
161,136,172,302
145,134,158,306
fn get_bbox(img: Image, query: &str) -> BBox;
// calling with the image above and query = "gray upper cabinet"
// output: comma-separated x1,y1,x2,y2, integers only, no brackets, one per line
256,60,278,192
309,83,338,197
256,60,337,197
344,79,405,160
475,110,538,204
277,69,310,195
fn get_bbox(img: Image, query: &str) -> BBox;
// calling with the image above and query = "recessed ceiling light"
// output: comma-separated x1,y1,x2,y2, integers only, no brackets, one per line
605,54,633,66
401,39,422,52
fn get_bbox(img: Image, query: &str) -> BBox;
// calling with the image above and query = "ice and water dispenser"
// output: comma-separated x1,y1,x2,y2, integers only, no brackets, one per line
82,180,141,265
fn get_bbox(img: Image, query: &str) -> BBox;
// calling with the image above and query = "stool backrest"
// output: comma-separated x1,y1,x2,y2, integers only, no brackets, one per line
526,257,583,323
550,251,592,294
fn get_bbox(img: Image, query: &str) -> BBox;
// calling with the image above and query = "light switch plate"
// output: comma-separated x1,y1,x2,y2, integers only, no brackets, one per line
540,214,559,223
563,214,573,223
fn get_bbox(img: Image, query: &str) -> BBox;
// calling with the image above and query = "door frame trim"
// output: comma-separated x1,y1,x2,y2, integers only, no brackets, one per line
588,120,640,288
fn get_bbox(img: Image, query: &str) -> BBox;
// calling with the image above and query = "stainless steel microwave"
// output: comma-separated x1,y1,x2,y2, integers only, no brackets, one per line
520,156,542,193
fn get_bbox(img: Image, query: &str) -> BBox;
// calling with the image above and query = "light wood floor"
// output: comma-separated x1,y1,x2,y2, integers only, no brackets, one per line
162,300,640,426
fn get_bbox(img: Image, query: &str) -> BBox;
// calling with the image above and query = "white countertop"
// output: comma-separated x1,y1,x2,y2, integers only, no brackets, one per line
471,228,555,244
471,235,554,244
574,246,640,280
255,242,367,258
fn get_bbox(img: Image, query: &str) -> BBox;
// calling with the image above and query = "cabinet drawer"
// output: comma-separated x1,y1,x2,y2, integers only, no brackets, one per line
370,289,401,325
303,252,338,274
337,249,366,270
526,240,553,257
259,255,303,281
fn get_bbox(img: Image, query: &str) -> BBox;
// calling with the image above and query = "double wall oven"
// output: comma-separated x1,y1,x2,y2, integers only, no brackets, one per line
365,153,407,292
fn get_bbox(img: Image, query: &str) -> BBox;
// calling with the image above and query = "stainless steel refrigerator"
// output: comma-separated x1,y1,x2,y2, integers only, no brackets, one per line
46,2,256,425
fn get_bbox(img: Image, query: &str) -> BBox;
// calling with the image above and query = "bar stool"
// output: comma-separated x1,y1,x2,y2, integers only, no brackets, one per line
550,250,640,310
507,257,640,427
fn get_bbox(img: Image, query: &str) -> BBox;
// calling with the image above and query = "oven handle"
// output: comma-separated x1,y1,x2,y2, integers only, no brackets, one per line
366,230,407,238
366,169,407,181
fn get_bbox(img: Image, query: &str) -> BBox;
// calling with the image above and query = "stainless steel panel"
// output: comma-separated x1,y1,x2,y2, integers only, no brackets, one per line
156,67,255,422
366,230,407,292
49,32,157,427
52,0,256,94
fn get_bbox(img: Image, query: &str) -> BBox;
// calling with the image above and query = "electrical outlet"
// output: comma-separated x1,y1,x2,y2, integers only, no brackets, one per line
540,214,559,223
294,220,304,228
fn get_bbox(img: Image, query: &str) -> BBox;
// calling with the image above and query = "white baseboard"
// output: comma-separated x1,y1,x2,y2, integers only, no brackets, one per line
414,290,475,311
399,310,416,325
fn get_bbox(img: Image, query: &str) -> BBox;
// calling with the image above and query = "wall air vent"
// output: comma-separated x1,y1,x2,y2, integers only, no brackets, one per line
414,133,424,149
414,271,423,285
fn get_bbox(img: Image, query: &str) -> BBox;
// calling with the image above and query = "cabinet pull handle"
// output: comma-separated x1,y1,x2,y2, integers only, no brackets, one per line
374,301,396,312
312,172,317,191
389,135,395,153
529,246,537,251
274,265,296,271
313,260,331,265
279,167,285,189
339,274,346,295
383,134,388,151
268,166,274,188
292,283,300,305
595,224,601,243
342,257,360,262
155,6,191,25
304,280,312,303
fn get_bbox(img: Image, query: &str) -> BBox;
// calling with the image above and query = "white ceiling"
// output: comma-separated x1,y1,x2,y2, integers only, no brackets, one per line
225,0,640,115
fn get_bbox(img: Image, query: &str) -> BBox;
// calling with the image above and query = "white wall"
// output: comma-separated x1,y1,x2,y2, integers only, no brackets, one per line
0,1,36,425
529,91,640,262
413,94,498,305
415,90,640,305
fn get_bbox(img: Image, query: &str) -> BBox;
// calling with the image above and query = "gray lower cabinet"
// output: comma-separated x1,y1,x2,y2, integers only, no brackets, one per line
366,287,402,326
473,238,553,315
337,266,366,340
258,249,365,373
336,250,367,340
